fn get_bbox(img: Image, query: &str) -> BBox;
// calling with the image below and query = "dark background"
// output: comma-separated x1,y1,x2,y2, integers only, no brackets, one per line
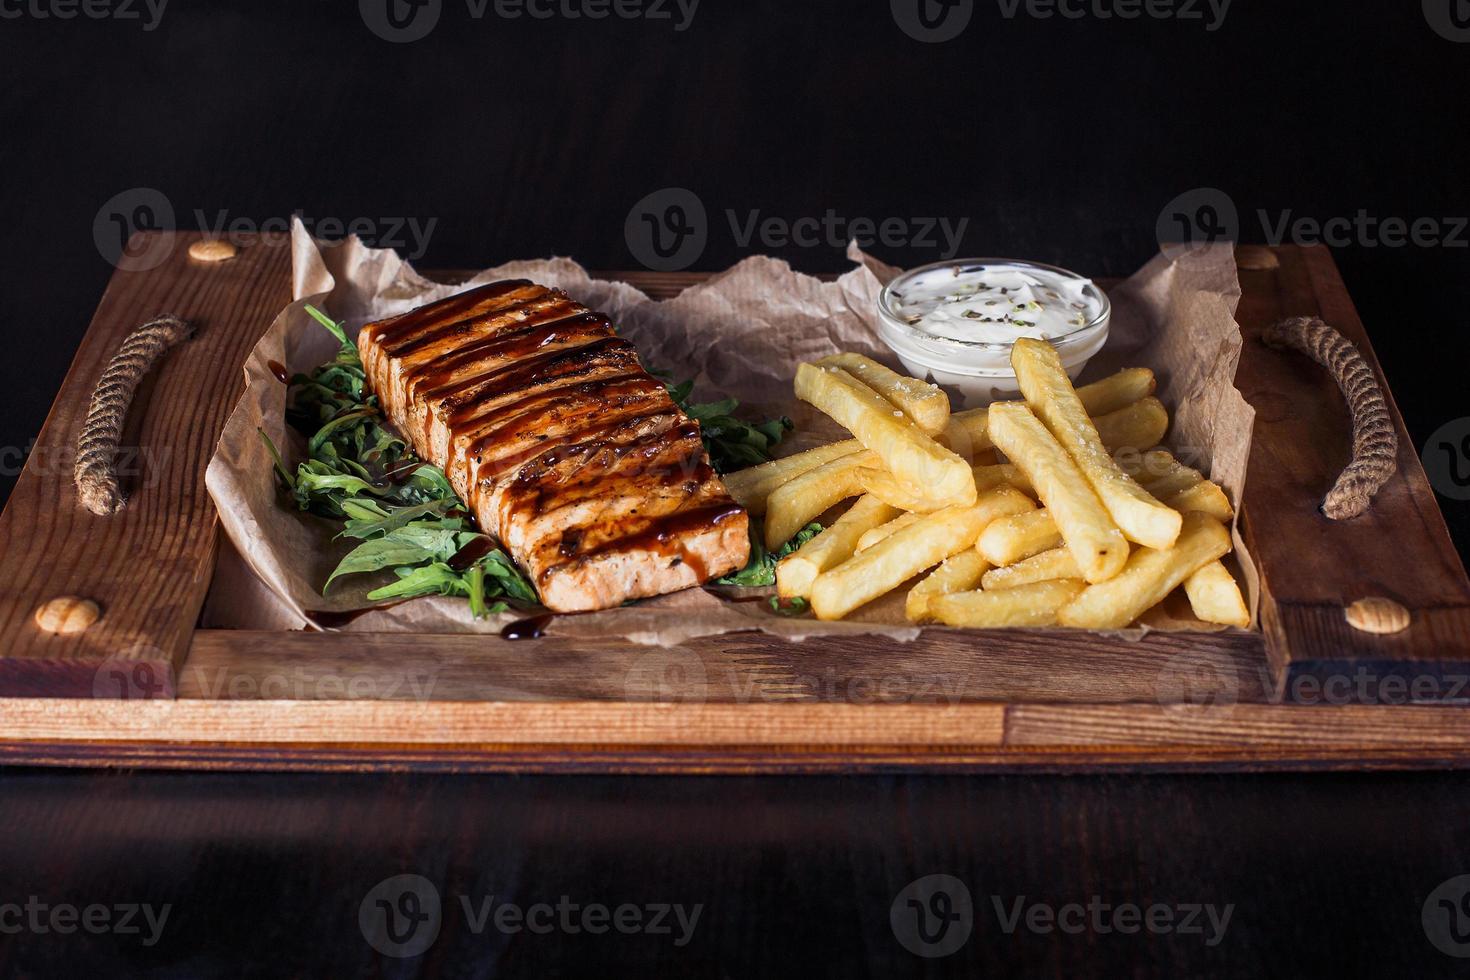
2,0,1469,975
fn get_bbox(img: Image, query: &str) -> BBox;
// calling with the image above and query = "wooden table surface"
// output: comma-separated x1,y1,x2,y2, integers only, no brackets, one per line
2,766,1468,975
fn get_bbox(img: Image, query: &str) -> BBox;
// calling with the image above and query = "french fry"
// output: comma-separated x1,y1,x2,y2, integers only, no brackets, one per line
1074,367,1156,417
1183,560,1250,627
776,494,900,598
980,547,1081,590
936,368,1156,461
795,364,976,506
856,467,965,513
857,512,923,552
763,450,877,550
724,441,861,514
987,402,1129,583
973,463,1033,495
1092,397,1170,454
1115,449,1234,521
811,487,1033,620
816,353,950,435
976,508,1064,566
1058,512,1232,629
929,579,1087,629
1162,481,1233,521
1013,339,1182,550
905,551,990,623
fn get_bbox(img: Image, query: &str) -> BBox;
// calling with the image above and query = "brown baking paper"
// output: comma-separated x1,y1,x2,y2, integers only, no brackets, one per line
203,219,1254,642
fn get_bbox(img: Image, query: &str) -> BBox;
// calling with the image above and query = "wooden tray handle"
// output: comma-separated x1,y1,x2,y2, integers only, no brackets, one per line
1262,315,1397,520
74,314,194,516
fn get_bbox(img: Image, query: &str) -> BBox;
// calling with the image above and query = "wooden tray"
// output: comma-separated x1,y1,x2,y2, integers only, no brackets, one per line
1,232,1468,773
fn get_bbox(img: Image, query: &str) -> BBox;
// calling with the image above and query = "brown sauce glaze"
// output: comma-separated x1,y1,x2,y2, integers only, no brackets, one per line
500,613,555,640
439,338,639,423
405,313,612,402
388,294,580,362
447,535,496,571
459,373,661,467
552,503,745,584
268,359,290,384
366,280,534,350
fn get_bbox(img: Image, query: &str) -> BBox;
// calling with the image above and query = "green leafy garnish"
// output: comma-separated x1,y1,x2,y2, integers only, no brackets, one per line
768,595,810,616
664,378,793,474
261,305,538,616
715,521,822,587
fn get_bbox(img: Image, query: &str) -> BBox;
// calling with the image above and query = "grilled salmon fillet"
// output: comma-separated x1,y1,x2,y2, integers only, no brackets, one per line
358,280,750,612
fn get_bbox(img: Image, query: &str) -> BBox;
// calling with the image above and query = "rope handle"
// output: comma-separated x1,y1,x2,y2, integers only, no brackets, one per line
74,314,194,516
1262,316,1397,520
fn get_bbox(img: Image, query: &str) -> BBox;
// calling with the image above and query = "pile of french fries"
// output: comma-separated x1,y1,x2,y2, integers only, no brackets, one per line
723,341,1249,629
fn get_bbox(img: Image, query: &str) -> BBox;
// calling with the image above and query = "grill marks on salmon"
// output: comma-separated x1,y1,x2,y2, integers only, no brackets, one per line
358,280,750,612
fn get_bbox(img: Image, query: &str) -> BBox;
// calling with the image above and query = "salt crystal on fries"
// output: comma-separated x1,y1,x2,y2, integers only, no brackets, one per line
810,486,1033,621
856,467,969,512
980,546,1082,590
795,363,976,506
976,508,1065,566
856,512,923,552
1183,559,1250,627
905,551,990,623
1012,338,1181,550
776,494,900,599
1091,397,1170,455
929,579,1087,629
1058,512,1232,629
987,401,1129,583
763,449,877,550
815,353,950,435
723,441,862,514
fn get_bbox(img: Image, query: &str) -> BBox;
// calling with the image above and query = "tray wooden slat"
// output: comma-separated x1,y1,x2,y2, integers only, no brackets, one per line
1234,247,1470,695
0,232,292,696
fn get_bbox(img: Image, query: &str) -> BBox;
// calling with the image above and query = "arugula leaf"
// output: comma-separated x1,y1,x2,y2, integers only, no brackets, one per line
263,304,538,617
662,375,793,474
716,520,822,587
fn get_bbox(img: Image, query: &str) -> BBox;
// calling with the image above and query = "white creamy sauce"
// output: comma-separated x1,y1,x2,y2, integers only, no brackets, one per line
890,265,1100,343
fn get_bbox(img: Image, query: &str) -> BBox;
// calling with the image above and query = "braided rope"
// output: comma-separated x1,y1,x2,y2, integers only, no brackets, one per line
74,314,194,516
1262,316,1397,520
